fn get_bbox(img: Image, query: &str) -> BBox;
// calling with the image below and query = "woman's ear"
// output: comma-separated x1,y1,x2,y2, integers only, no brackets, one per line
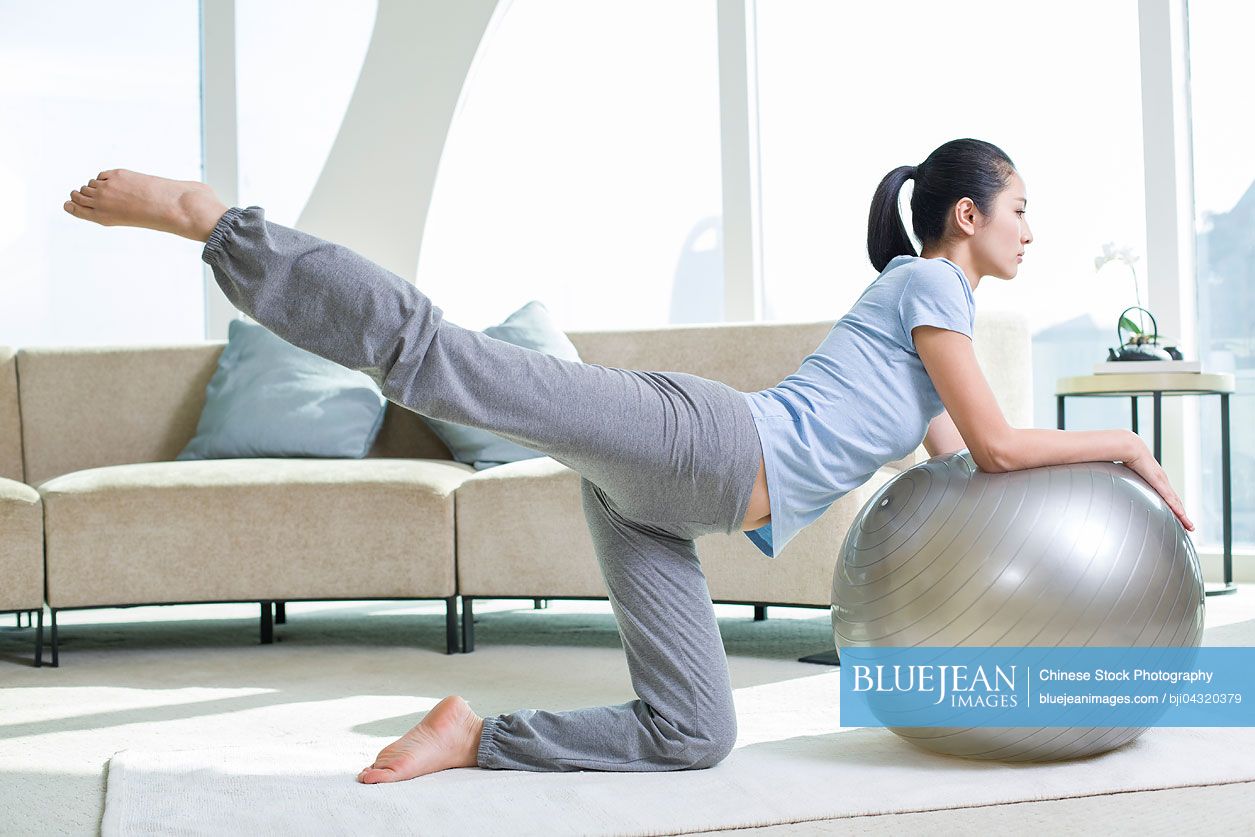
953,197,979,237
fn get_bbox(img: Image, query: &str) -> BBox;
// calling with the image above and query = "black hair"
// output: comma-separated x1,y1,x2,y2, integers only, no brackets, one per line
866,138,1017,272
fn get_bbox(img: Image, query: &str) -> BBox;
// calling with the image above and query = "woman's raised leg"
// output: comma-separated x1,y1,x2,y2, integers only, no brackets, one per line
65,172,758,528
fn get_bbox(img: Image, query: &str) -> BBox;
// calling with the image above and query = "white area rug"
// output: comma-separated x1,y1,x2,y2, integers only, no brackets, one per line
102,618,1255,836
103,727,1255,836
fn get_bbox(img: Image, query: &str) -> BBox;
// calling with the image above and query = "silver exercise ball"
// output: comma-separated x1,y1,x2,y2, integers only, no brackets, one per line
832,451,1205,762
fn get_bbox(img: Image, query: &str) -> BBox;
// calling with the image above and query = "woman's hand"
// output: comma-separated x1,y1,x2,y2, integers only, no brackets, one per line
1119,431,1195,532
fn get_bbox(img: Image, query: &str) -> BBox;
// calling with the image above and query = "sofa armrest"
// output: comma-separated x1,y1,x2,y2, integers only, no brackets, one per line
0,477,42,610
0,347,23,483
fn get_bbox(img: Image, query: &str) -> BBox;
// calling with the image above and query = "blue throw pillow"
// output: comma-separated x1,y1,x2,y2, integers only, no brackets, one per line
422,300,582,470
177,318,387,460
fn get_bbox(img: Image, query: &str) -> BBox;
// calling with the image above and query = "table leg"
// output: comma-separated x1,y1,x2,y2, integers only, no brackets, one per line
1152,391,1162,463
1056,395,1065,430
1222,393,1232,587
1206,392,1237,597
1130,396,1138,434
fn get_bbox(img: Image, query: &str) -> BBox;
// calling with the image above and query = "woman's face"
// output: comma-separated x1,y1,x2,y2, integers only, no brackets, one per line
971,170,1033,280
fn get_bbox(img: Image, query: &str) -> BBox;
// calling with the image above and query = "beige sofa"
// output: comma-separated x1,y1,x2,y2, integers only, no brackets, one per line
2,312,1032,666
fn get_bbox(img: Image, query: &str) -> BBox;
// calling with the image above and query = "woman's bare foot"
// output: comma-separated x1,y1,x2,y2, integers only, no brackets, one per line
357,695,485,784
62,169,229,243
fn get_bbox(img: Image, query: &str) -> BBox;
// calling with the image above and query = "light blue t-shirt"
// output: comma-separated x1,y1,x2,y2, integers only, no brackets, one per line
741,255,975,558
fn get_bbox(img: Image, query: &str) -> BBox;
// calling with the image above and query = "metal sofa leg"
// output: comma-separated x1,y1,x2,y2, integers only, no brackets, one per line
444,597,458,654
50,608,59,667
533,598,547,609
274,601,286,625
34,609,44,668
461,597,475,653
260,601,274,644
754,605,767,621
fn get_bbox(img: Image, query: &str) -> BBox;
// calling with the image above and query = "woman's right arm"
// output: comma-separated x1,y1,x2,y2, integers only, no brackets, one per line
913,325,1194,532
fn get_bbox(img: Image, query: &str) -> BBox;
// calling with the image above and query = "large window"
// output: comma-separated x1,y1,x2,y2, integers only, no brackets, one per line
416,0,723,332
1188,0,1255,548
754,0,1147,434
0,0,203,348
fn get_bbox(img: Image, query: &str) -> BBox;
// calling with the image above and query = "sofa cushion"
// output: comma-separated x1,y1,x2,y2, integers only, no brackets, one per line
421,301,584,470
0,477,43,611
39,458,474,608
454,456,603,597
177,319,387,461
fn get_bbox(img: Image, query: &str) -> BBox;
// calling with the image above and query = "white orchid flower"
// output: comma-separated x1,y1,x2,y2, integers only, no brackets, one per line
1094,241,1141,271
1094,241,1146,316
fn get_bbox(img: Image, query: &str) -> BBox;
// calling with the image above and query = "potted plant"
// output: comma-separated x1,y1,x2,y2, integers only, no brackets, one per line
1094,242,1184,361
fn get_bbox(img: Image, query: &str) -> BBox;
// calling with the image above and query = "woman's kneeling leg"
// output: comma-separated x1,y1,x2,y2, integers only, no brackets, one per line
475,479,737,772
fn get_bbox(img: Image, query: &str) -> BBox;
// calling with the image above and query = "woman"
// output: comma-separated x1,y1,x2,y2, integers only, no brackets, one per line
63,137,1192,783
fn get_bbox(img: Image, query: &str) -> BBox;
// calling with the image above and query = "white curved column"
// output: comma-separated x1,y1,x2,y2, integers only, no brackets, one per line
296,0,504,280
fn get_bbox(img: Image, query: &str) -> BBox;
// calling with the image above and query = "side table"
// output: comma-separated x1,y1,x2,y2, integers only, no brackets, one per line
1055,371,1237,597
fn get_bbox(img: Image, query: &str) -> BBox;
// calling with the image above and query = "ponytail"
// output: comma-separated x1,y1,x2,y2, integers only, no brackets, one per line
865,139,1016,273
866,165,918,272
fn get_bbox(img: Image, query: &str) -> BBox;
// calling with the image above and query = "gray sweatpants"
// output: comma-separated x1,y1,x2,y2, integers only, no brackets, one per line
201,206,765,772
